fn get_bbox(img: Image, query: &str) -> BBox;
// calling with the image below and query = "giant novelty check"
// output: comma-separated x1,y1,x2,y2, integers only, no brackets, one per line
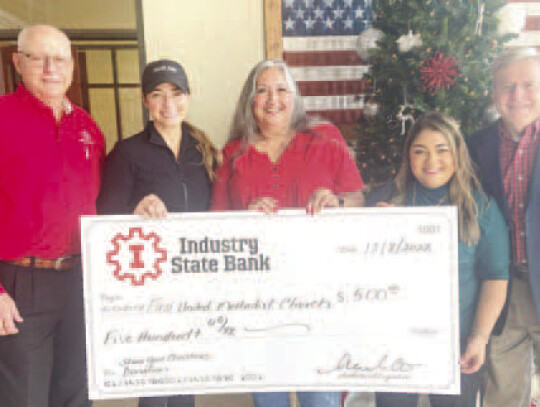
81,208,460,399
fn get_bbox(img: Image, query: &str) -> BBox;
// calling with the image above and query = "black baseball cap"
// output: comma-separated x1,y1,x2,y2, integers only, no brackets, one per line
141,59,190,95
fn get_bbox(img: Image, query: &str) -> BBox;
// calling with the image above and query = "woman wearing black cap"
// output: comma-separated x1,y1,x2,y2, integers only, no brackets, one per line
98,59,217,217
97,59,218,407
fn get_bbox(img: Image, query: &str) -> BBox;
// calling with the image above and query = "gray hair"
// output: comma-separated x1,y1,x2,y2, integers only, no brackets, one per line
17,25,71,53
229,59,322,144
492,46,540,83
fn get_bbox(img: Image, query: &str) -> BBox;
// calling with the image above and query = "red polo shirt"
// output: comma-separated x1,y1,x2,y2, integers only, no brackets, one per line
0,85,104,266
211,124,363,210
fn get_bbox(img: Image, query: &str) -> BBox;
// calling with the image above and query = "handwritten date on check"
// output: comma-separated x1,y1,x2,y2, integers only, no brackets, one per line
81,208,459,399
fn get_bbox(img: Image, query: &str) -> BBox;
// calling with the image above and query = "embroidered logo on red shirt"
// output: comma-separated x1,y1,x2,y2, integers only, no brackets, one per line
78,130,95,159
106,227,167,286
78,130,94,144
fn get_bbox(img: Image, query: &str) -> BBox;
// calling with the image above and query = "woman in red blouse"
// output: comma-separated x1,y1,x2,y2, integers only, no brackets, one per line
211,60,364,407
211,60,364,215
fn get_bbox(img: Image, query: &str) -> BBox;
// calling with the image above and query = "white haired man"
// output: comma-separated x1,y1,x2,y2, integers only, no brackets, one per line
0,25,104,407
468,46,540,407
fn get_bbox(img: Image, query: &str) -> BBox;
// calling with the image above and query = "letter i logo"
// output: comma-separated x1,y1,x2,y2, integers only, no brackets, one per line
106,227,167,286
129,244,145,268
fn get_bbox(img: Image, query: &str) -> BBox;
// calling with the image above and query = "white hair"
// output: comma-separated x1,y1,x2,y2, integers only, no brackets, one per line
492,46,540,82
17,25,71,54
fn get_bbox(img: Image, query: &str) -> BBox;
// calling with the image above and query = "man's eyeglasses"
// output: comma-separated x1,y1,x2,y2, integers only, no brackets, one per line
18,51,71,68
496,81,540,95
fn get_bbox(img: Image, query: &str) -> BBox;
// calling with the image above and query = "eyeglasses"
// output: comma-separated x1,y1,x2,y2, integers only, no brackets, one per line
496,81,540,95
18,51,71,68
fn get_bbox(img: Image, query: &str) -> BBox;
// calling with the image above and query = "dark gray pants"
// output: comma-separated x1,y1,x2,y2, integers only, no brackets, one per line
376,370,481,407
138,395,195,407
0,262,88,407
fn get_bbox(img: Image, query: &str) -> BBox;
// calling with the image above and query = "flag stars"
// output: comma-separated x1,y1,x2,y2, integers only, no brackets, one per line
284,17,296,31
324,16,335,29
305,17,316,30
333,6,345,19
314,7,325,19
281,0,371,35
324,0,335,8
343,17,354,29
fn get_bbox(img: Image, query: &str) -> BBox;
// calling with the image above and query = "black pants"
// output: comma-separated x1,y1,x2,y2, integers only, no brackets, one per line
138,396,195,407
375,370,481,407
0,262,88,407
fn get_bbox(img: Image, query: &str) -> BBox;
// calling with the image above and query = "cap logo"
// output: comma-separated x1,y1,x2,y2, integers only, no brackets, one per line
153,65,178,73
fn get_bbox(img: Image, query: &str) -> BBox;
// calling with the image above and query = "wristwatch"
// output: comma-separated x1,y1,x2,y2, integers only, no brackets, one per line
338,197,345,207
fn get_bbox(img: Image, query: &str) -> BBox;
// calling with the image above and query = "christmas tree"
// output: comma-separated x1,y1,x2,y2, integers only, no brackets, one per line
356,0,516,184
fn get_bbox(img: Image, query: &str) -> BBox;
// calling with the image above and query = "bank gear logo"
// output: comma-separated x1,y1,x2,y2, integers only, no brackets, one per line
106,227,167,286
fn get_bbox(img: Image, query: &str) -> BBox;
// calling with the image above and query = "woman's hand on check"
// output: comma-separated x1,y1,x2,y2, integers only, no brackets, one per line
134,194,168,219
306,188,339,214
375,201,394,207
247,197,278,214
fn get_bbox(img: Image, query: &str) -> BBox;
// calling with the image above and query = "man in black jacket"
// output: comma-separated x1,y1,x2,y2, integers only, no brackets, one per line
468,46,540,407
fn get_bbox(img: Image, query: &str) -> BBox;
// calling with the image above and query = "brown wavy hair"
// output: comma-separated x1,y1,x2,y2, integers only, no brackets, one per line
392,111,483,245
183,121,219,180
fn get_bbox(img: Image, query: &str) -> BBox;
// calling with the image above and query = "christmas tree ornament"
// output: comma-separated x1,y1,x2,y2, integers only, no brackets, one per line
364,97,379,118
356,27,384,60
396,89,415,135
355,0,512,184
484,104,500,122
386,114,399,131
475,0,485,35
496,3,526,35
396,104,415,135
420,53,459,93
397,30,423,53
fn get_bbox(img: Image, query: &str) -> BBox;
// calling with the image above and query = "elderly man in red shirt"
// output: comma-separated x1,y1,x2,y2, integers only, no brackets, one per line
0,25,104,407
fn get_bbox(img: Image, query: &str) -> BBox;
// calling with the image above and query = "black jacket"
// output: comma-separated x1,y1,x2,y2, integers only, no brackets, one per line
468,121,540,326
97,121,211,214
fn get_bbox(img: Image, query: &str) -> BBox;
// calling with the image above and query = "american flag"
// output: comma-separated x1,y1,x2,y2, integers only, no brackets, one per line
506,1,540,48
280,0,373,125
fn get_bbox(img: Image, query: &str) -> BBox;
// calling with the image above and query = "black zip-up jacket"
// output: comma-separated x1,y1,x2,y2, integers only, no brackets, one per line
97,121,211,214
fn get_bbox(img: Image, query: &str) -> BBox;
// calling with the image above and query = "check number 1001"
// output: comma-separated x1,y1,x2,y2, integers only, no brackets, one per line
418,225,440,234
